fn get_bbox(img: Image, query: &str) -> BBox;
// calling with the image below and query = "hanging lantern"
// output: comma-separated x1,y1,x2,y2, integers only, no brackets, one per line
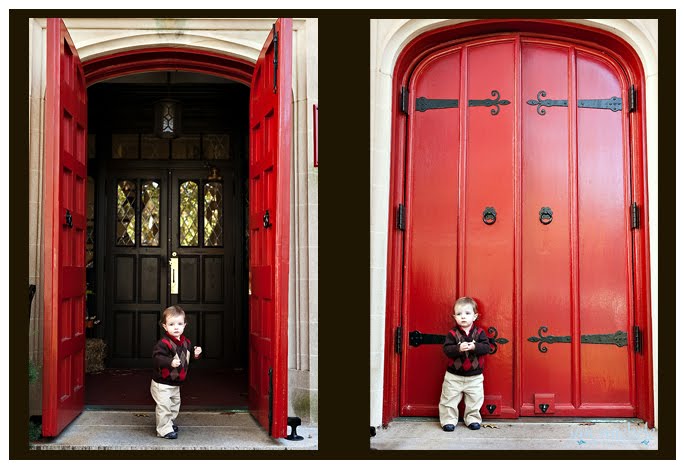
154,71,182,139
154,98,182,139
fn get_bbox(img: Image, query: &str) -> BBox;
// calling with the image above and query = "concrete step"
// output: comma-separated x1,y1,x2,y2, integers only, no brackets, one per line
371,418,657,450
30,410,317,451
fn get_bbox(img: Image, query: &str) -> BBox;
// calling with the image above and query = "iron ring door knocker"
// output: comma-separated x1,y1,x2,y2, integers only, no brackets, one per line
539,207,553,225
483,207,497,225
263,210,272,229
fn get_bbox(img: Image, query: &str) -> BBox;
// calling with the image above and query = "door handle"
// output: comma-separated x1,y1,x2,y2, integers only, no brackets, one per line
539,207,553,225
169,252,178,294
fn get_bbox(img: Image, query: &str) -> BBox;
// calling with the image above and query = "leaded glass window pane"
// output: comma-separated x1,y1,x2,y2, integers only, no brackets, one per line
171,135,201,160
141,134,170,160
116,180,136,246
141,180,161,246
180,181,199,246
204,134,230,160
204,182,223,247
112,134,139,159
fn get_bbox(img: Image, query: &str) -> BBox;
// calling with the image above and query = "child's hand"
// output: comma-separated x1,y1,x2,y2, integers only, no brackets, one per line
459,342,475,352
194,346,202,358
171,356,181,368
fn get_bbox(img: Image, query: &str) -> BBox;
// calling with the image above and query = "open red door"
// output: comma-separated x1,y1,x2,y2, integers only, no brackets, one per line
248,18,292,438
42,18,88,436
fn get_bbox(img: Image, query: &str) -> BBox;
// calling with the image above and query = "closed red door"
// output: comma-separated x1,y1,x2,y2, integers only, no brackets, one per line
248,18,292,438
43,18,88,436
399,35,635,418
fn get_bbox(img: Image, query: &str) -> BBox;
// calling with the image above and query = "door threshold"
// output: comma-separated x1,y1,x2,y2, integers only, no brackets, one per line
394,416,645,424
85,405,249,412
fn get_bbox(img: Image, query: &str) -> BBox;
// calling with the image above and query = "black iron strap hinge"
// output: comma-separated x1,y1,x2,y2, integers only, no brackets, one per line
397,204,406,231
631,202,640,229
395,327,403,354
629,85,637,113
633,325,642,354
400,87,409,114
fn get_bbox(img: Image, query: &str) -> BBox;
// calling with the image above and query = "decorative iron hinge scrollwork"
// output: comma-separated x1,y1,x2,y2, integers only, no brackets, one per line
526,90,623,114
526,90,568,115
407,327,509,355
468,90,511,115
528,326,628,353
486,327,509,355
415,97,459,112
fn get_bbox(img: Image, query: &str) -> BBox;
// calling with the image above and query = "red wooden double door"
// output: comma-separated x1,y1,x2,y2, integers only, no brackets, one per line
42,18,292,438
400,35,638,418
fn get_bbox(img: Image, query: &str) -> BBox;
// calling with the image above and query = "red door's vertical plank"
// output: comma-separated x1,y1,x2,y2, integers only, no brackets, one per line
520,41,573,415
576,51,634,412
43,18,87,437
248,18,291,438
401,48,461,415
462,39,516,418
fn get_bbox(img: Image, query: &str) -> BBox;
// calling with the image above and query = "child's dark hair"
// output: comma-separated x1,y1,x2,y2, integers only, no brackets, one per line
453,297,478,315
160,305,186,326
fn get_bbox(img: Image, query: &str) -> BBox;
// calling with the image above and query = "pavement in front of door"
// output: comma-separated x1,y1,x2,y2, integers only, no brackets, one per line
370,417,657,451
29,410,317,451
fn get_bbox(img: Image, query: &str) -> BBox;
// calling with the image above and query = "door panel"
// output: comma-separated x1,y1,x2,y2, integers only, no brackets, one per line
400,35,635,419
576,52,633,408
43,18,88,436
107,172,168,367
462,40,517,418
520,42,573,410
170,169,235,369
249,18,292,438
401,48,461,415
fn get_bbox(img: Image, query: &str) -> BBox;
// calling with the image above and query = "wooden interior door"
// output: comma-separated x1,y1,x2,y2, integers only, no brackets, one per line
170,168,236,369
106,169,168,368
248,18,292,438
42,18,88,436
105,164,236,369
400,35,635,419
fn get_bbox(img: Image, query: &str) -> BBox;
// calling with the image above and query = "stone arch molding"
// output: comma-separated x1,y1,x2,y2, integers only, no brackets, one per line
77,32,261,64
376,19,657,75
59,18,280,64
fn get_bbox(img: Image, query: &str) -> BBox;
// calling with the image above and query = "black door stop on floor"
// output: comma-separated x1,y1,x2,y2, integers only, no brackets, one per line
287,416,304,441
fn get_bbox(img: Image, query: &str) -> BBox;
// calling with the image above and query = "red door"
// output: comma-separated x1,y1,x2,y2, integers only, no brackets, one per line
42,18,88,436
248,18,292,438
399,35,635,419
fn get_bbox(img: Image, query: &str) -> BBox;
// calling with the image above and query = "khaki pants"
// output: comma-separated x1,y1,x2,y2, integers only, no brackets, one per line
438,372,484,426
150,380,181,437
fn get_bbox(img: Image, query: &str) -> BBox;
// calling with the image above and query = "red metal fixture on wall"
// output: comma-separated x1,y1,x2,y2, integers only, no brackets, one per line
383,20,653,428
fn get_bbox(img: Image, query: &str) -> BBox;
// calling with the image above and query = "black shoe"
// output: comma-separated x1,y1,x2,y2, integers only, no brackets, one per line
172,425,179,432
442,424,456,432
467,422,481,430
162,431,178,439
